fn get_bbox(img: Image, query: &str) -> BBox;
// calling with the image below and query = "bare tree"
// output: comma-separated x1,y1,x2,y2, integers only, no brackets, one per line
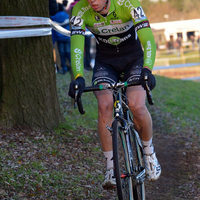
0,0,65,130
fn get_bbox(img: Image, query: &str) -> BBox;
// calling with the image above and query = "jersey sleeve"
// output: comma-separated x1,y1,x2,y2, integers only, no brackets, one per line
70,3,86,79
136,27,156,71
129,0,156,71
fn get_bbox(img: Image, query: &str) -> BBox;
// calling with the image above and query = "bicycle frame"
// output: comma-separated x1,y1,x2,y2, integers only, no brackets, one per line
108,87,146,186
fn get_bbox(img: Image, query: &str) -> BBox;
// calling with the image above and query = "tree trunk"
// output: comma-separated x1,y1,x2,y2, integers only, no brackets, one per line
0,0,65,130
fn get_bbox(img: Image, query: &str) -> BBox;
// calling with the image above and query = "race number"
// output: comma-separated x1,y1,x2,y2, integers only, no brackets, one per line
70,16,83,27
131,6,146,21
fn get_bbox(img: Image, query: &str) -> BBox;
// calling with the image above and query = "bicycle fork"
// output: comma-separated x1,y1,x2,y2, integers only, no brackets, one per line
125,131,146,186
107,116,145,186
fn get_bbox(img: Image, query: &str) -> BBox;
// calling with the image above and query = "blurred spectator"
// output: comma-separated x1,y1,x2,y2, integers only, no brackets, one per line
155,42,159,57
49,0,58,16
197,36,200,49
68,0,80,10
190,35,195,50
62,0,70,14
51,3,71,74
166,35,174,54
175,37,182,57
63,0,68,7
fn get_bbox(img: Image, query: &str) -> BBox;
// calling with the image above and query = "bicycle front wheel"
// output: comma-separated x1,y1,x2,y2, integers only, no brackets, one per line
129,128,145,200
113,120,133,200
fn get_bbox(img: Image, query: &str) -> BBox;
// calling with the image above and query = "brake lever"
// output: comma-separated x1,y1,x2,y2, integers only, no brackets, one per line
73,84,85,114
144,73,154,105
74,85,78,109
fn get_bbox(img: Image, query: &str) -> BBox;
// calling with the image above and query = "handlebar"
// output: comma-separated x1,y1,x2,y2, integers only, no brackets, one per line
74,85,85,114
74,74,154,114
143,73,154,105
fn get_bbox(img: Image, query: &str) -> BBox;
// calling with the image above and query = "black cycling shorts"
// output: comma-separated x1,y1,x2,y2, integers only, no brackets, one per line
92,52,143,85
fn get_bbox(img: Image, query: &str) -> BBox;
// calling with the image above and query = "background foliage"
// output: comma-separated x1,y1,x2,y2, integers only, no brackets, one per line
141,0,200,22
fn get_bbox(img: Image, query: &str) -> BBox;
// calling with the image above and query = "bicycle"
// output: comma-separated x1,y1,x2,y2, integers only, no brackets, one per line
74,75,154,200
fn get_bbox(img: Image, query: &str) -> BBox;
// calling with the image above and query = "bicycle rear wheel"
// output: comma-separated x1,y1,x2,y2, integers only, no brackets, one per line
113,119,134,200
129,128,145,200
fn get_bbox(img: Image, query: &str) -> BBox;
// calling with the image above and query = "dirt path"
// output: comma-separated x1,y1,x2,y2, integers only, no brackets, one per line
145,133,200,200
97,129,200,200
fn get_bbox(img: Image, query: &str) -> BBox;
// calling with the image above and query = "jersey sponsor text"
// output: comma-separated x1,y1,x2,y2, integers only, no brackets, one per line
89,21,133,36
74,48,82,71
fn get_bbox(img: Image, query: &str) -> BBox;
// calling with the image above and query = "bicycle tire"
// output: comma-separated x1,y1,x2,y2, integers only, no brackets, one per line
129,128,146,200
113,119,134,200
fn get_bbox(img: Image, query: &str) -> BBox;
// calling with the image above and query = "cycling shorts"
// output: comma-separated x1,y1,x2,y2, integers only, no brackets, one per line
92,52,143,85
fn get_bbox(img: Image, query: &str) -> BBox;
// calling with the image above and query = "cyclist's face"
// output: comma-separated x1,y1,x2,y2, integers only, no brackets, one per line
87,0,107,12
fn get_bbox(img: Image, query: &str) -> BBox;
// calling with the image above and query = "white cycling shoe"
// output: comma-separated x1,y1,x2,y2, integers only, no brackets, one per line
102,168,116,189
143,152,161,181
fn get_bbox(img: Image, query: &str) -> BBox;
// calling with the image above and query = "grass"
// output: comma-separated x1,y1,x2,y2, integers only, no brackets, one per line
150,75,200,135
56,71,99,130
0,69,199,199
155,48,200,66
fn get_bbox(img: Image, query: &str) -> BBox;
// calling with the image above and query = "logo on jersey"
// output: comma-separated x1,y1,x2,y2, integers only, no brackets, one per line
97,67,105,71
92,28,100,34
98,34,131,45
95,15,100,21
110,19,122,24
146,40,152,58
76,5,91,17
113,12,117,18
117,0,125,6
71,16,84,27
74,48,82,71
71,29,85,36
131,6,147,22
91,21,133,36
144,58,152,65
144,40,152,66
117,0,134,11
135,20,150,31
94,22,105,27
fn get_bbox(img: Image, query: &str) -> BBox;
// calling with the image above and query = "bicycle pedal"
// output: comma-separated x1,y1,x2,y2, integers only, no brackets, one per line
136,168,146,184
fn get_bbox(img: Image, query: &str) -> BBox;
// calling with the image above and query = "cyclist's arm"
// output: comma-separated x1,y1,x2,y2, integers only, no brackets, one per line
71,34,85,79
129,0,156,71
136,27,156,71
70,3,86,79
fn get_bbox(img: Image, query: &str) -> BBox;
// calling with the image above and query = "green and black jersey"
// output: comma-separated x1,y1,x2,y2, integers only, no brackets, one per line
70,0,156,79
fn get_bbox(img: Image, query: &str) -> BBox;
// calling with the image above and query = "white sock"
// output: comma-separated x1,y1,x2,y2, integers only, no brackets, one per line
103,151,114,170
141,138,154,155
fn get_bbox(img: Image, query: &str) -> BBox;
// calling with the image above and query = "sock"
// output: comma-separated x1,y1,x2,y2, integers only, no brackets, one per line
103,151,114,170
141,138,154,155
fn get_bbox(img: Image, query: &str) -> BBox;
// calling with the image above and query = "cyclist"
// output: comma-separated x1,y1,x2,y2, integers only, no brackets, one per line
68,0,161,189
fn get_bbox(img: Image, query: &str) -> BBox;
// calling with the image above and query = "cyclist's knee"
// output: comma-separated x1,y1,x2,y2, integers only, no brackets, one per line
98,100,113,116
131,105,148,119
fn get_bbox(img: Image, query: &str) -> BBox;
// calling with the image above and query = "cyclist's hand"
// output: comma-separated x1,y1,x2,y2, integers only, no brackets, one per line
68,77,85,99
140,68,156,90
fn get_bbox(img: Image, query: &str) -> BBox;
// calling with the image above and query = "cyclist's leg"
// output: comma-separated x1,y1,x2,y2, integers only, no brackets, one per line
92,60,118,154
124,57,161,181
126,86,152,141
94,88,113,153
92,60,119,188
126,86,161,181
94,88,116,188
123,56,153,142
